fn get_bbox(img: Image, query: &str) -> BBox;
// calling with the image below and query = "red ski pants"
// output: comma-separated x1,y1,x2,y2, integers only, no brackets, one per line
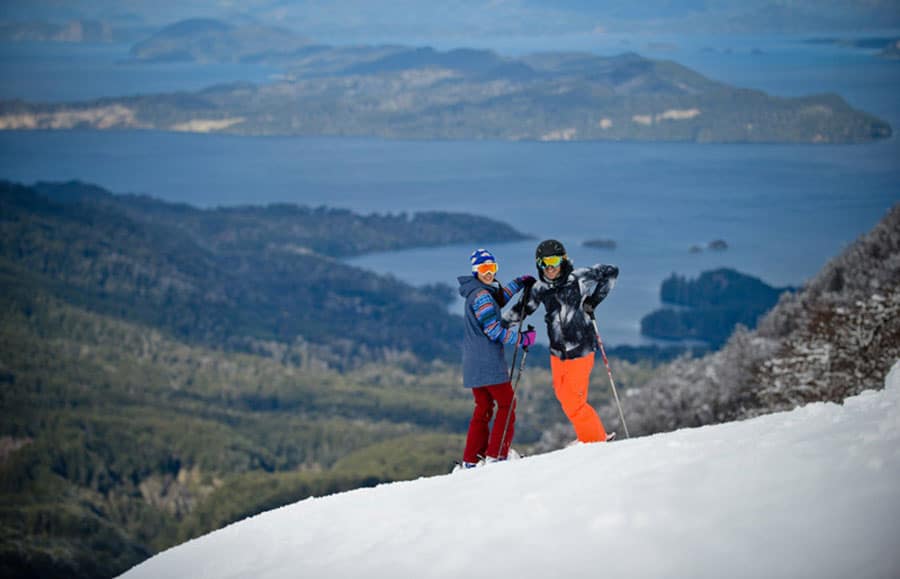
550,353,608,443
463,381,516,462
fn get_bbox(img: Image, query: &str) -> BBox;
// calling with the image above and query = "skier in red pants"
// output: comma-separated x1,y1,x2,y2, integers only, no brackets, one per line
457,248,535,468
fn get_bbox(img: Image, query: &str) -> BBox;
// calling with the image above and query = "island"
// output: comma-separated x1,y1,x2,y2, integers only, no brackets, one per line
640,268,794,347
807,36,900,60
583,238,617,250
0,19,891,144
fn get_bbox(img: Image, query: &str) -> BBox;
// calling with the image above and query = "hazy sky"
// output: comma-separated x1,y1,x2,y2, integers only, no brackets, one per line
2,1,899,43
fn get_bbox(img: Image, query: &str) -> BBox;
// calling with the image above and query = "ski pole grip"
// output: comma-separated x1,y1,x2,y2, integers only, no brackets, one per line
521,325,536,351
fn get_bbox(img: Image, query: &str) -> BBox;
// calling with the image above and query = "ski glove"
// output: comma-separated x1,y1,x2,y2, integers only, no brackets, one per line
519,328,536,348
583,297,599,318
517,275,536,290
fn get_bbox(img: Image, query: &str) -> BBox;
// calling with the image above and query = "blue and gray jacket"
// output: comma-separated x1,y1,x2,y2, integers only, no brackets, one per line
458,274,532,388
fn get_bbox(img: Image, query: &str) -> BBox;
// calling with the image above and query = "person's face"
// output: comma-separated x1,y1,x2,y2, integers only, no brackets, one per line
538,254,565,280
542,264,561,280
475,261,497,284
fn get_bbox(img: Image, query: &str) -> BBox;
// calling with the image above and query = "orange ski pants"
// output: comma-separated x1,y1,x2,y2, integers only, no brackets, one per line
550,353,608,443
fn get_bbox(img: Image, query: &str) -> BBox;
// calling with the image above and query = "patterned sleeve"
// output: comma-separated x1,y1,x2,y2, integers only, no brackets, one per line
472,290,518,345
502,282,541,324
499,275,530,303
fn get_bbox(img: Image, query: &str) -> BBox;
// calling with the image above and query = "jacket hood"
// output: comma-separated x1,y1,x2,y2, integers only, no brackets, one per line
458,275,495,298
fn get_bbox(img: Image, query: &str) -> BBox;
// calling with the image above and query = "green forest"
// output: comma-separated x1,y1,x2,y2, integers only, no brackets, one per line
640,268,793,346
3,180,530,366
0,181,656,578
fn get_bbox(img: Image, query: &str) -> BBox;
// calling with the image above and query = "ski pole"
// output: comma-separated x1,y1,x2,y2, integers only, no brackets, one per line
591,317,630,439
497,324,533,459
507,284,532,381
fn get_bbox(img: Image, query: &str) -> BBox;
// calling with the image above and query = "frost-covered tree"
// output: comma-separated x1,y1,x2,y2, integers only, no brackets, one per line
596,203,900,438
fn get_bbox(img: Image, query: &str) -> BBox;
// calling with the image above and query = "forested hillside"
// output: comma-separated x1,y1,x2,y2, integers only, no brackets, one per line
1,181,529,368
640,268,794,346
0,287,468,578
0,280,652,578
0,180,538,577
0,181,613,578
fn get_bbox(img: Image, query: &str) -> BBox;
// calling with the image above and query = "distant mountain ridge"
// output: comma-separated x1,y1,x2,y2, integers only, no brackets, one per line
0,19,115,43
0,33,890,143
4,1,900,38
129,18,309,63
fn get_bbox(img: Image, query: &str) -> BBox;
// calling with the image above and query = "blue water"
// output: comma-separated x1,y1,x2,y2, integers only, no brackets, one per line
1,36,898,346
0,42,279,102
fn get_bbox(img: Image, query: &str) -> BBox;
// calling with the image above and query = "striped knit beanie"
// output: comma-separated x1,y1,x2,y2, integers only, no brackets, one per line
470,248,496,276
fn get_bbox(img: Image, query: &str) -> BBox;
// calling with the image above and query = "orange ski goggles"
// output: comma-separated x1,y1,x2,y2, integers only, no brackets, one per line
474,262,498,275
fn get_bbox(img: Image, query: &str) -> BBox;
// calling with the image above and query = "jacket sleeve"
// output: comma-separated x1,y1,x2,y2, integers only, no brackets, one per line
502,282,540,324
580,264,619,306
499,275,532,304
472,290,519,345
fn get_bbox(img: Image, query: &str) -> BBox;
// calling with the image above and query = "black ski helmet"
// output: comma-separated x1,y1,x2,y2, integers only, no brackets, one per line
535,239,566,260
535,239,572,283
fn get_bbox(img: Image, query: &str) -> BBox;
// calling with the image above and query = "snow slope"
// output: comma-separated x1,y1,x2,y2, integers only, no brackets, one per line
121,362,900,579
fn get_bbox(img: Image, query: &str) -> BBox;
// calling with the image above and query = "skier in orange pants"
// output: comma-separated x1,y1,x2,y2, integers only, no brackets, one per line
550,352,607,442
505,239,618,443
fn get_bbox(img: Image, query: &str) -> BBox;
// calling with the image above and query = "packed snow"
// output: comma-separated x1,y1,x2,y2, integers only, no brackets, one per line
121,362,900,579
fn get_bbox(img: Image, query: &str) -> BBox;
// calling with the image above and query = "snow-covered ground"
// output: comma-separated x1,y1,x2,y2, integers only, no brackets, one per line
121,362,900,579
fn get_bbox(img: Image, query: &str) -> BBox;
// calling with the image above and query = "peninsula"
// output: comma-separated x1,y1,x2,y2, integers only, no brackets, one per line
0,20,891,143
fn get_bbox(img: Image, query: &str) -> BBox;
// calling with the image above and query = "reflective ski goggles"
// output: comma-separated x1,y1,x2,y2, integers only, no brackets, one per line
473,262,498,275
537,255,566,269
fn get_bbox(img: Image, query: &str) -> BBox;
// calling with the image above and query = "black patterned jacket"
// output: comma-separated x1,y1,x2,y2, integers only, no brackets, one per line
504,264,618,360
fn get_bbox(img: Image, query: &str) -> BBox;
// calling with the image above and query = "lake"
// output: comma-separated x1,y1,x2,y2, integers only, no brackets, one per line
0,42,280,102
1,35,898,346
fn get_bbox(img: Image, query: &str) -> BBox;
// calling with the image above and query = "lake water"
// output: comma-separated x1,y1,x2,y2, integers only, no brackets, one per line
0,42,280,102
1,36,898,346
